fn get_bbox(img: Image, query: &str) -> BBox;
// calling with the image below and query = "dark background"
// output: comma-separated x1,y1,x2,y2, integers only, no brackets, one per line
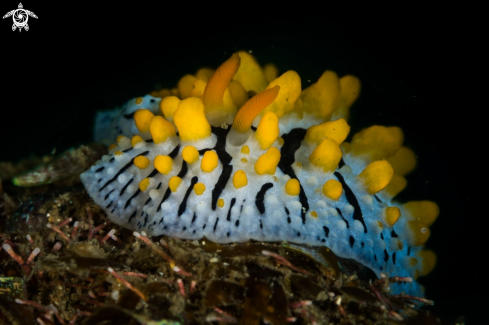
1,3,480,323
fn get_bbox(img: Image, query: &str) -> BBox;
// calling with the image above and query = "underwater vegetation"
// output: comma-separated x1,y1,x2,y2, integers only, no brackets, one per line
0,52,444,324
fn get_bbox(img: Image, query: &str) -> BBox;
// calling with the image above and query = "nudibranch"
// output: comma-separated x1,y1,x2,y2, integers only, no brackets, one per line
81,52,438,296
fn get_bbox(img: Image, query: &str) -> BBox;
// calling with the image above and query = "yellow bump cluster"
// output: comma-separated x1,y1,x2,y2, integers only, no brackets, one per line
178,74,197,99
194,183,206,195
358,160,394,194
233,170,248,188
263,70,301,118
285,179,300,196
418,250,436,276
255,112,279,149
135,97,143,105
382,174,407,199
169,176,182,192
228,80,249,108
301,70,341,120
350,126,404,162
263,63,278,83
233,51,268,93
305,118,350,145
150,116,176,144
131,135,144,147
322,179,342,200
384,207,401,226
201,151,218,172
182,146,199,164
159,96,181,122
134,109,155,133
139,178,150,191
309,138,342,172
114,150,123,156
108,144,117,150
406,220,430,246
310,211,318,219
402,200,439,227
336,75,361,120
173,97,211,141
387,146,417,176
217,198,225,208
254,147,281,175
134,156,150,169
154,155,173,175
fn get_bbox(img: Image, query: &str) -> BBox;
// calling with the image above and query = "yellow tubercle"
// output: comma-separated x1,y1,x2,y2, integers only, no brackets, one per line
233,86,280,133
108,144,117,150
381,174,407,199
139,178,150,191
285,179,300,196
173,97,211,141
233,51,268,93
241,158,247,163
322,179,342,200
304,118,350,145
376,221,384,230
277,137,284,146
169,176,182,192
149,116,176,144
408,257,418,267
358,160,394,194
233,170,248,188
301,70,341,120
335,75,361,120
241,145,250,154
255,112,279,149
190,79,207,97
350,126,404,162
114,151,123,156
309,138,342,172
182,146,199,164
217,198,225,208
194,183,206,195
228,80,249,108
195,68,214,82
134,109,155,133
262,70,301,118
384,207,401,226
134,156,150,169
159,96,181,122
402,201,439,227
310,211,318,219
178,74,197,99
406,220,430,246
150,88,172,98
135,97,143,105
418,250,436,276
254,147,281,175
154,155,173,175
202,53,240,126
201,150,218,173
387,146,417,176
131,135,144,147
263,63,279,83
117,135,129,145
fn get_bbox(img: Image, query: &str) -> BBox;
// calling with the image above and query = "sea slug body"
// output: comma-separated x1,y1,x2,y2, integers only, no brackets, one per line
81,52,438,297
